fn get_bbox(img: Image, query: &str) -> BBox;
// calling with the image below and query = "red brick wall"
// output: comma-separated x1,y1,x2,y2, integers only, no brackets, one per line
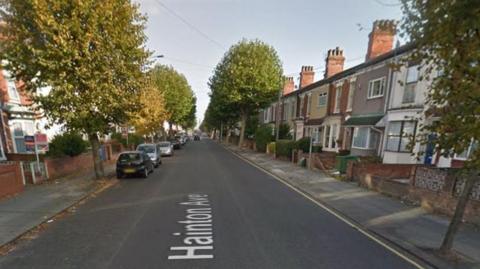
0,162,23,199
45,151,120,180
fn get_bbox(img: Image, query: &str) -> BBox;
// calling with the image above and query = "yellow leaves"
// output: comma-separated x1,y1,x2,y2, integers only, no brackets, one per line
129,83,169,136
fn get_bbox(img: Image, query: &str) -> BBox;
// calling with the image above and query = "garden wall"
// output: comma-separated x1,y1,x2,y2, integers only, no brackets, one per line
0,162,23,199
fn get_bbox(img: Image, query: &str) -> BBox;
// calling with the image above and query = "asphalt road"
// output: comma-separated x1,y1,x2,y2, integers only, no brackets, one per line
0,139,418,269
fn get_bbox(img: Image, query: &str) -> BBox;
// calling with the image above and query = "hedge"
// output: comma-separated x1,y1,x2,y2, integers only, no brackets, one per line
276,140,295,159
255,124,273,152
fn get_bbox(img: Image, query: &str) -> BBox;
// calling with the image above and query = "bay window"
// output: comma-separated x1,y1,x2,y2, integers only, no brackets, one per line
352,127,380,149
386,121,417,152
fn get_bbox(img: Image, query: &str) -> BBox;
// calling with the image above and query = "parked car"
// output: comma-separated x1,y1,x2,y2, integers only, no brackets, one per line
194,135,200,141
136,143,162,167
158,141,174,156
176,135,187,146
169,138,181,149
116,151,154,179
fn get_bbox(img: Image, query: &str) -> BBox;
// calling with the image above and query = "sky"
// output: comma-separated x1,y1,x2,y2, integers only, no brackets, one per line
134,0,404,127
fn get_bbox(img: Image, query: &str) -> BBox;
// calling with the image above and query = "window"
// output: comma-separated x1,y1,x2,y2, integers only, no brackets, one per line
455,141,478,160
334,86,342,113
324,125,330,148
347,81,355,111
3,70,21,103
386,121,417,152
403,65,419,104
263,109,269,123
291,101,296,118
306,94,311,116
11,120,36,153
331,124,337,148
353,127,369,148
353,127,379,149
367,77,385,99
318,92,327,107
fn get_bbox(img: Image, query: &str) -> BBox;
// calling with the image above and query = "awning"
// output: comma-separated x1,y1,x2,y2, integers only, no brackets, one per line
343,114,384,127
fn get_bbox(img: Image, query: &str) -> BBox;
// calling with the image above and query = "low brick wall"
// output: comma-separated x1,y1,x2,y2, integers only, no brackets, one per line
347,162,415,199
45,151,119,180
0,162,23,199
409,166,480,224
297,151,337,170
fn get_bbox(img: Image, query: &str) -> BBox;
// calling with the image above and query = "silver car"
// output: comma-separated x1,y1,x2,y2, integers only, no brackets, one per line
136,143,162,167
158,141,174,156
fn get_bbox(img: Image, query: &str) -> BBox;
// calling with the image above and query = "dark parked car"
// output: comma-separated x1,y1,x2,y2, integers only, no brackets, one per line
116,151,154,179
169,138,181,149
194,135,200,141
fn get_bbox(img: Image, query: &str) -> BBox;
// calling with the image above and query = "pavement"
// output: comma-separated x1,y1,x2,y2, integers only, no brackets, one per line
0,165,116,249
225,144,480,269
0,139,424,269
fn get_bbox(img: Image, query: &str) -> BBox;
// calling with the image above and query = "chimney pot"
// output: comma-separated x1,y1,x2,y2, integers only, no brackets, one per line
324,47,345,79
299,66,315,89
366,19,397,60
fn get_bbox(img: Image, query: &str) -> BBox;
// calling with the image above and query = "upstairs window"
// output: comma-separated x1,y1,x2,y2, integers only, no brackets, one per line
367,77,385,99
347,81,355,111
334,86,342,113
318,92,327,107
403,65,419,104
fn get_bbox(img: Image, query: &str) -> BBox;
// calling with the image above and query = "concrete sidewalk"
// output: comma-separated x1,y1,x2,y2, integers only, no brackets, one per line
0,165,116,249
226,145,480,269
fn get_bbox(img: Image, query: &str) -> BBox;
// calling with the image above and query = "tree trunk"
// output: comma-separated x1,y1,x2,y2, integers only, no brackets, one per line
439,172,478,254
226,127,231,144
89,133,105,180
168,122,173,136
238,113,247,147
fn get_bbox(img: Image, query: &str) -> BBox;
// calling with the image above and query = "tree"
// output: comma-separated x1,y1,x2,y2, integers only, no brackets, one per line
209,39,283,147
150,65,195,134
400,0,480,254
129,79,169,141
0,0,149,179
180,96,197,130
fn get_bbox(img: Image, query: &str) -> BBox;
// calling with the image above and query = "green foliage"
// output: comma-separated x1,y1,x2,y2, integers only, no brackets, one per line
0,0,150,136
111,132,144,148
245,115,259,138
267,142,276,154
48,132,88,158
276,140,295,159
295,137,311,153
400,0,480,170
208,39,283,145
254,124,273,152
150,65,195,127
278,123,292,140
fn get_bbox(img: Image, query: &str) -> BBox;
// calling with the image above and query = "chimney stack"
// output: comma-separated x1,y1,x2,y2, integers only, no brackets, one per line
366,19,397,61
283,76,295,96
299,66,314,89
324,47,345,79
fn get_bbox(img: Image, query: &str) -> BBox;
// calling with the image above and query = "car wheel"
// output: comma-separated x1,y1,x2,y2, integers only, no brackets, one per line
142,168,148,178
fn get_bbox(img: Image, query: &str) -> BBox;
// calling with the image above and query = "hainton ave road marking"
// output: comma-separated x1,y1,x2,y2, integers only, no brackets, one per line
168,194,214,260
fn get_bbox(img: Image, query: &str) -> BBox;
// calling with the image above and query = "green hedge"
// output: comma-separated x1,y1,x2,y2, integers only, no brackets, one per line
255,124,273,152
48,132,88,157
276,140,295,159
295,137,311,152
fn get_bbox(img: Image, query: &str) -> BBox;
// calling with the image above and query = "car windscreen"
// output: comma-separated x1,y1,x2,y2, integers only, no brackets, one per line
158,142,171,147
119,153,141,162
137,145,155,153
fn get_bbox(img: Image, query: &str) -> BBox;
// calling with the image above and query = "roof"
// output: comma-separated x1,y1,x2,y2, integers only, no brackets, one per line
283,43,416,98
343,114,384,126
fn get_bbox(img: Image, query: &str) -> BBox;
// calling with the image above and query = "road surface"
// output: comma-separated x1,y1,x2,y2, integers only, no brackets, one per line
0,139,419,269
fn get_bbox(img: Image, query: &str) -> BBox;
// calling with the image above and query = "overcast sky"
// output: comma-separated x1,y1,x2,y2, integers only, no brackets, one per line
135,0,403,127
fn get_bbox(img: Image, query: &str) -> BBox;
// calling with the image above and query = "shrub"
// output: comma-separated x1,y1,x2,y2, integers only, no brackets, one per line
278,123,292,140
295,137,311,153
48,132,88,157
267,142,276,154
312,145,322,153
255,124,273,152
276,139,295,159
